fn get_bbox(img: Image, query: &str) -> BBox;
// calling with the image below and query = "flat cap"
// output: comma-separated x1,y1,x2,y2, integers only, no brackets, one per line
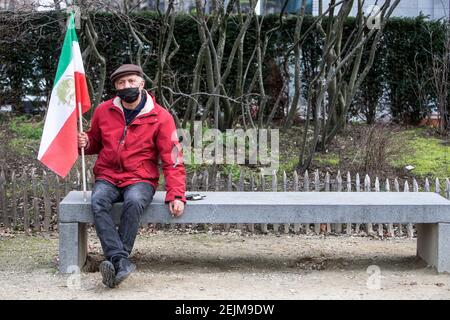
110,64,144,83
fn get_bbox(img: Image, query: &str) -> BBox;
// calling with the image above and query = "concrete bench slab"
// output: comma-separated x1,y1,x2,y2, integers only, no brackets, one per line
58,191,450,274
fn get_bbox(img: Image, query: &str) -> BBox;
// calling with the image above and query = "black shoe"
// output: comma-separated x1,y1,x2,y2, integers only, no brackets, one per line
114,258,136,286
99,260,116,288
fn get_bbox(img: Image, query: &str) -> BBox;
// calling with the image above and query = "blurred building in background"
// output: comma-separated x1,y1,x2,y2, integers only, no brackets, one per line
317,0,448,19
1,0,447,20
138,0,448,19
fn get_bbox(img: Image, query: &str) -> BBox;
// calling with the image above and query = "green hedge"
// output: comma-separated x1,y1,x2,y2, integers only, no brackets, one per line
0,11,447,124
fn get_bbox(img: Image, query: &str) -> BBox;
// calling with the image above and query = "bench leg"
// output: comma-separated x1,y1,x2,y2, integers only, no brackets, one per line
416,223,450,273
59,222,88,273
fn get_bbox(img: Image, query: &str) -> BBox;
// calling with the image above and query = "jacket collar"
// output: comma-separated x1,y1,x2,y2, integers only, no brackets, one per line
111,90,158,116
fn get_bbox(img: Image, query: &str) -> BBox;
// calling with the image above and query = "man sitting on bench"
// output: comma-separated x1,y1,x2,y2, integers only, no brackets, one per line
77,64,186,288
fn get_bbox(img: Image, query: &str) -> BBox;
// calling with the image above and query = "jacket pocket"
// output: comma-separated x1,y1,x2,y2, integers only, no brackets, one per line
93,151,108,175
140,160,159,179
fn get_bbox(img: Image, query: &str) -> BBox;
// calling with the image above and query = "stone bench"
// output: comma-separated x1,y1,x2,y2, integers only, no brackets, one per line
59,191,450,273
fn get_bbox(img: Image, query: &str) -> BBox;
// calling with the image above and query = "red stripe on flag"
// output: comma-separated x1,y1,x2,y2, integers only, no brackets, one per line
75,71,91,115
39,111,78,178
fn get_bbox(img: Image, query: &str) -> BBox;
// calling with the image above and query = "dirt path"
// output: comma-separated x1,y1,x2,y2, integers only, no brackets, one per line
0,229,449,300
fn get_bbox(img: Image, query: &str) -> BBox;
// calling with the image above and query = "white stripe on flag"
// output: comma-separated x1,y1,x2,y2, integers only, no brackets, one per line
72,42,86,74
37,59,75,160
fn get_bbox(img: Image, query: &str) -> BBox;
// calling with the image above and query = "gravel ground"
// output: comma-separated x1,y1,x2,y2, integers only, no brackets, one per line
0,228,449,300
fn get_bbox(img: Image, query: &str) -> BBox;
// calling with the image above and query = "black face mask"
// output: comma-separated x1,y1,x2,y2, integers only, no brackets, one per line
116,87,141,103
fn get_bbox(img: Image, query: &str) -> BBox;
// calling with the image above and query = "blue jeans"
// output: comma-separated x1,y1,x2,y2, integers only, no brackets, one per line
91,179,155,262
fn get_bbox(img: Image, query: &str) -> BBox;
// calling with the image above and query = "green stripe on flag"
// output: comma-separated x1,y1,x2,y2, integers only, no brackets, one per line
53,13,79,87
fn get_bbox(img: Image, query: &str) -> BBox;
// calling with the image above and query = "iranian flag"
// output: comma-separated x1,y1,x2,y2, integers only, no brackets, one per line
38,13,91,178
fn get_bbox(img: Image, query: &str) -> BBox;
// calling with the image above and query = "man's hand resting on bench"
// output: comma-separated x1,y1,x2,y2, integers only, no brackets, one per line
169,200,184,217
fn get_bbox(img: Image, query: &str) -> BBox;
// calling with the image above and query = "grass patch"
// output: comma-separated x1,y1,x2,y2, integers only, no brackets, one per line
220,164,243,181
314,153,340,167
7,116,43,157
391,128,450,178
279,157,298,173
9,138,36,156
185,163,205,174
0,234,58,272
9,116,43,140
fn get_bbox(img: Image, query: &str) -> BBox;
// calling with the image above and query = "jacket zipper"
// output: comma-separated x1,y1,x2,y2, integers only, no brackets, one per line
118,114,155,147
119,126,127,145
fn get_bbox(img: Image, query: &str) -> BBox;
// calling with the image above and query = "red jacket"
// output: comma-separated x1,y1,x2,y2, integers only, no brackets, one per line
81,91,186,203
